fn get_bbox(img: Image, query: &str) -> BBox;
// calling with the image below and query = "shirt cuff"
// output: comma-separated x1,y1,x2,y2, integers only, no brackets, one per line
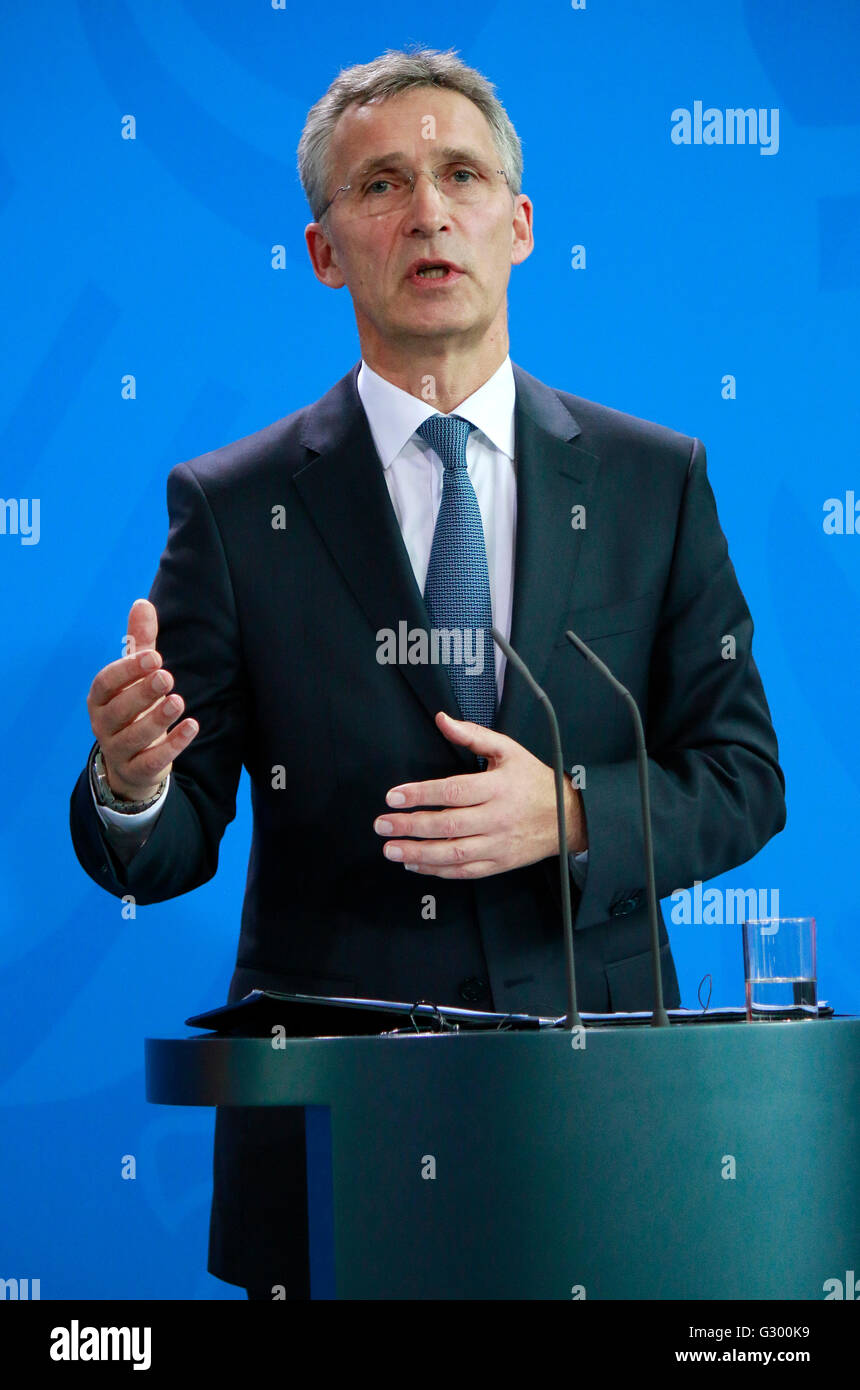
568,849,589,889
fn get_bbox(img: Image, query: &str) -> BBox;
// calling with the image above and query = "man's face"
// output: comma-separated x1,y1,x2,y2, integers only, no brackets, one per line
305,86,533,356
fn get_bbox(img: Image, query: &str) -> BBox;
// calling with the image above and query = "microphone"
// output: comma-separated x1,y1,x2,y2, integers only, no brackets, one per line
564,630,670,1027
490,627,582,1031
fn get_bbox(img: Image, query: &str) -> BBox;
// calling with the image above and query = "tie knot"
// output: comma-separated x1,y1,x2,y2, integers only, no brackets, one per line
416,413,474,471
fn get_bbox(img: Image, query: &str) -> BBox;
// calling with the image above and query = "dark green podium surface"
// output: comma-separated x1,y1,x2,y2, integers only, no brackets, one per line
145,1020,860,1299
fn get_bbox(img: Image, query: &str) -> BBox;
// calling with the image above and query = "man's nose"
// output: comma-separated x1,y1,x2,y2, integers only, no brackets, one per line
405,170,450,231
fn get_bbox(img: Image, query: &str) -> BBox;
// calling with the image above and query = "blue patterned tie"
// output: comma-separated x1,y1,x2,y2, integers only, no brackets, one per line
417,413,497,730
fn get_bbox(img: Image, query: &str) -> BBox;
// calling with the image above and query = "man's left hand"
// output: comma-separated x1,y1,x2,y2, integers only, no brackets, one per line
373,711,588,879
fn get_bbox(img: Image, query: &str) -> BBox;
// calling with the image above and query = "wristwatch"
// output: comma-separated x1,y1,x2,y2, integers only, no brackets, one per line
91,746,167,813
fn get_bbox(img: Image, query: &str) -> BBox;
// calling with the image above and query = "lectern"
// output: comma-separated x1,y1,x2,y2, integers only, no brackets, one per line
146,1020,860,1299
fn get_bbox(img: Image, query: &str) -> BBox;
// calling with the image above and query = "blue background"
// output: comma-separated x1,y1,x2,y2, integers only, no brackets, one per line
1,0,857,1297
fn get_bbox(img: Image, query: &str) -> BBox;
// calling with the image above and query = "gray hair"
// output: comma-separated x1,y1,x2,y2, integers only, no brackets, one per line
297,46,524,222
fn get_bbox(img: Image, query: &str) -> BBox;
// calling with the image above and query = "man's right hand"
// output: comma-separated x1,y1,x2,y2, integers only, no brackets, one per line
86,598,199,802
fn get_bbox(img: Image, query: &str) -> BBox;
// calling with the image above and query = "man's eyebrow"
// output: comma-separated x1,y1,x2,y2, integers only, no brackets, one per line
435,145,493,166
346,146,493,182
347,151,409,182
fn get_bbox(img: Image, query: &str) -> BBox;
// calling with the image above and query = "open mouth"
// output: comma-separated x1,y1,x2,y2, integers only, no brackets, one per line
407,262,464,286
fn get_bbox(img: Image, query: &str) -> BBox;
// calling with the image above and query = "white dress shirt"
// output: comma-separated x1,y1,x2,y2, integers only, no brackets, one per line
92,355,587,878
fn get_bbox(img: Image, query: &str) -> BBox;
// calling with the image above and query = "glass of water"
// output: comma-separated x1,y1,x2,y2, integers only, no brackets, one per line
742,917,817,1021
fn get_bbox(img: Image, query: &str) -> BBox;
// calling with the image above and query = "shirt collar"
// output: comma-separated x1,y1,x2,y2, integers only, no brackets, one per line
356,354,516,468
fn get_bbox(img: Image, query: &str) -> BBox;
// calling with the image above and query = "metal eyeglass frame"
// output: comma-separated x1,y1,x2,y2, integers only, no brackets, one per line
318,164,509,222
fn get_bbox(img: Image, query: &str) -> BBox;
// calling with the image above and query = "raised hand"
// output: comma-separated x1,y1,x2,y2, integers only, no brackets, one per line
86,598,198,802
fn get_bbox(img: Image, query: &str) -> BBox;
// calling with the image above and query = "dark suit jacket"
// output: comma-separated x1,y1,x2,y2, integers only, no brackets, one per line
70,360,786,1288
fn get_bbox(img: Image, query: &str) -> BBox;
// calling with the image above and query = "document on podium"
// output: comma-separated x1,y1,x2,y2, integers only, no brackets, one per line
184,990,833,1036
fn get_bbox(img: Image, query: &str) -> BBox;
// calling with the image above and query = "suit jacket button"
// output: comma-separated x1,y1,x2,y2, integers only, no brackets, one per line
459,976,487,1003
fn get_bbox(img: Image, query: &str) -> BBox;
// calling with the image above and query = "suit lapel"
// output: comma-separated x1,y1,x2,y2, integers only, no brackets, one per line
292,361,598,763
293,365,473,765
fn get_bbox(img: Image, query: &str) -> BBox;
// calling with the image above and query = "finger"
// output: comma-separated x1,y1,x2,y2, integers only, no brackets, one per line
385,770,497,810
382,835,494,869
124,597,158,659
98,666,175,739
108,692,188,761
120,718,199,785
401,852,499,879
374,806,493,841
434,710,510,757
88,648,164,711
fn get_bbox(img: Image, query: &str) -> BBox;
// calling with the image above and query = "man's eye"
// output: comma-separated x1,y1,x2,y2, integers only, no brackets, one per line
364,177,398,196
449,167,479,182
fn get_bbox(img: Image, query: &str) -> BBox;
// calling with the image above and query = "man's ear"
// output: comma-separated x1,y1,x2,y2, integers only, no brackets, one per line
510,194,534,267
304,223,347,288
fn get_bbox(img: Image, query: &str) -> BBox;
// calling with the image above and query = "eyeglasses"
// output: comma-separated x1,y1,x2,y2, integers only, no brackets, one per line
318,160,509,221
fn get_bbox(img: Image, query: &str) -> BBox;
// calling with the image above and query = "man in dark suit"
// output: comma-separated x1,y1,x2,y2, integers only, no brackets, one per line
70,49,786,1297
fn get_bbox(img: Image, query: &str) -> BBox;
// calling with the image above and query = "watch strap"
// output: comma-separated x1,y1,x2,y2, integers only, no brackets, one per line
91,747,167,814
